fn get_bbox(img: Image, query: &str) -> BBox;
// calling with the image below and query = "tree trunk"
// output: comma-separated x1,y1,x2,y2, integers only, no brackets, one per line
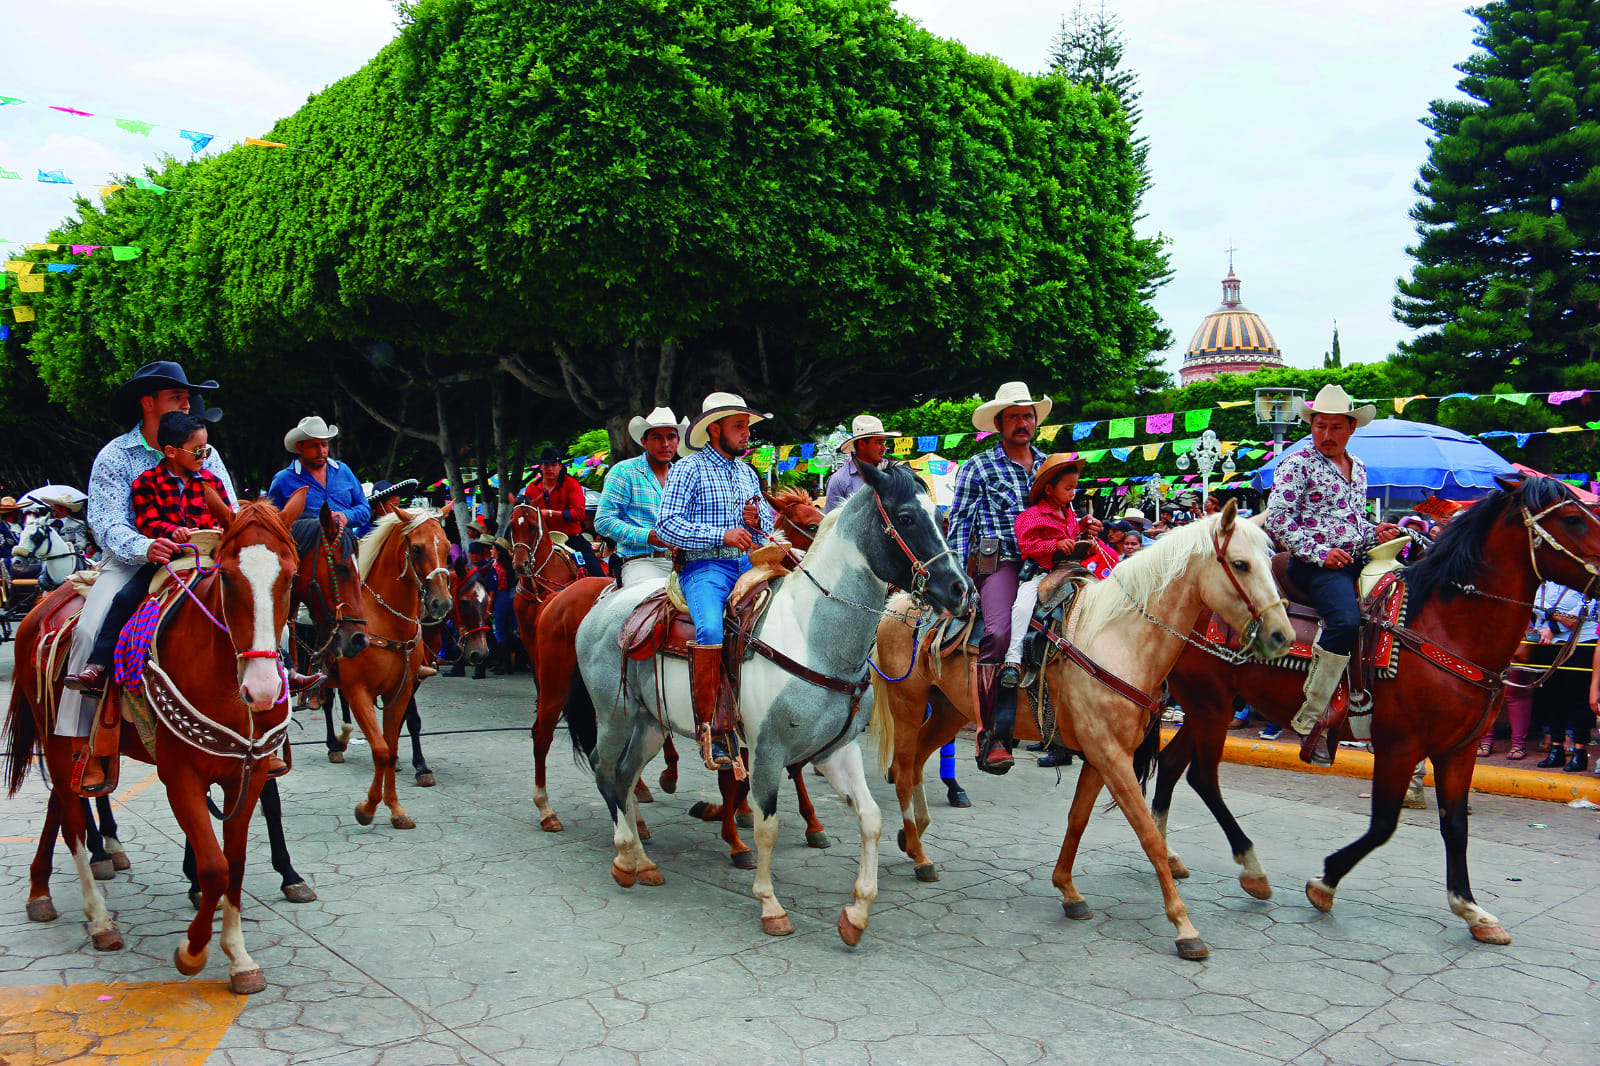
491,371,509,526
435,388,471,543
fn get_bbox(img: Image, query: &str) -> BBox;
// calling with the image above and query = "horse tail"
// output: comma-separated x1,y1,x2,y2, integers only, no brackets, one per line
565,665,598,771
4,675,39,797
1132,713,1162,795
866,668,896,782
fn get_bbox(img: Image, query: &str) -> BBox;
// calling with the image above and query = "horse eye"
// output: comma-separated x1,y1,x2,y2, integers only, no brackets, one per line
897,512,913,526
1232,560,1250,573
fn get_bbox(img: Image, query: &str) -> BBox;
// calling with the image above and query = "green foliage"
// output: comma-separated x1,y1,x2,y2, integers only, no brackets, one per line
1395,0,1600,390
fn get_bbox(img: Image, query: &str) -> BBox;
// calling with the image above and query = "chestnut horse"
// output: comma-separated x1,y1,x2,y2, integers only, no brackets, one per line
4,492,305,994
327,509,456,829
507,501,581,677
1153,476,1600,945
874,502,1293,958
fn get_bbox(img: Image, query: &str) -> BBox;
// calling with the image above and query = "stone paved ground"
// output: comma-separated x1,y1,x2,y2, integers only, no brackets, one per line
2,645,1598,1065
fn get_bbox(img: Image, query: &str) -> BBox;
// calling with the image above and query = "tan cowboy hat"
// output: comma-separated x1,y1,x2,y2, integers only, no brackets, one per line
838,414,902,454
493,536,514,553
1294,384,1375,428
1028,453,1088,504
284,415,340,452
972,381,1052,432
628,406,682,447
1119,506,1151,530
0,496,21,514
687,391,771,450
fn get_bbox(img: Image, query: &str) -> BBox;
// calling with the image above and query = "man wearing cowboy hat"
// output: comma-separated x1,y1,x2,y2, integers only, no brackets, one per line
946,381,1052,774
521,445,606,577
1265,383,1402,765
596,406,682,587
269,416,372,535
824,414,900,514
656,391,776,770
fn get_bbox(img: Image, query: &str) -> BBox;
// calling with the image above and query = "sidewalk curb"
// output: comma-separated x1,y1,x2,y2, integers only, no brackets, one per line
1159,726,1600,805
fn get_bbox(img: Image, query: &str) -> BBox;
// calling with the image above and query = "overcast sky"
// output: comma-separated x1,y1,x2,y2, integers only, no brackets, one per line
3,1,1478,377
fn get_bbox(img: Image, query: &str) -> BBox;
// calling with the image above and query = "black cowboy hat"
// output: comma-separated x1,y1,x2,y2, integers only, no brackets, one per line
368,478,419,505
109,361,219,427
190,394,224,424
536,445,567,464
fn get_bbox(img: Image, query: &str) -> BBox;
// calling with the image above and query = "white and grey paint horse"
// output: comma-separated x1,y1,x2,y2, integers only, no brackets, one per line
11,518,85,590
566,460,971,943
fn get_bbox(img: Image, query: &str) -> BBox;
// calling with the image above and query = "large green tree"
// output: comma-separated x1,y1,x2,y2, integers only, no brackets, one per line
1394,0,1600,390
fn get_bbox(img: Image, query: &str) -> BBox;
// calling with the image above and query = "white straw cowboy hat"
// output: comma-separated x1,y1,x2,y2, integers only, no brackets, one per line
972,381,1052,432
677,418,695,458
1119,506,1151,529
687,391,771,450
837,414,902,454
1294,384,1376,429
628,406,682,447
284,415,340,452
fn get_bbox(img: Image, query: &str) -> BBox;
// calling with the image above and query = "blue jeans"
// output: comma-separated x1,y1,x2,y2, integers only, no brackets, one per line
679,557,749,645
1288,558,1360,655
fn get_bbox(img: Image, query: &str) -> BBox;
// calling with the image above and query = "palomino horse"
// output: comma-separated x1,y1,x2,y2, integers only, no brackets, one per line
3,492,306,993
327,509,455,829
875,502,1292,958
1153,476,1600,945
566,460,971,943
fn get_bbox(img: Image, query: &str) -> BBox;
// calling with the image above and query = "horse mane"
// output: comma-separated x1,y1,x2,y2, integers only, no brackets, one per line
290,516,360,562
1073,512,1269,649
769,485,814,509
218,498,296,556
1403,476,1571,615
358,509,441,582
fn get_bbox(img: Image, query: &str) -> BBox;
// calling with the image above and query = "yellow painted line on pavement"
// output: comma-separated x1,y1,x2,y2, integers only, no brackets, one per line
0,980,246,1065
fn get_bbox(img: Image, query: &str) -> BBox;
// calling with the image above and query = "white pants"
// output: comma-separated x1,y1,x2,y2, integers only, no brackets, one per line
56,554,144,737
1005,574,1045,665
617,555,672,587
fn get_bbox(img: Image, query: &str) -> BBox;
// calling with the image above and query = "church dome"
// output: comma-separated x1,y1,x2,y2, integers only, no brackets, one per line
1180,266,1285,385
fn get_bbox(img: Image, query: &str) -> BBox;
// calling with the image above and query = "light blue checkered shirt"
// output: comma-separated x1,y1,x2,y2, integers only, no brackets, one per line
655,446,774,550
595,455,668,559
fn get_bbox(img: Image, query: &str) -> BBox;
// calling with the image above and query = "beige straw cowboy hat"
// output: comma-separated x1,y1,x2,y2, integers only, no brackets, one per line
628,406,682,447
837,414,902,454
972,381,1052,432
284,415,340,452
1294,384,1375,428
687,392,772,450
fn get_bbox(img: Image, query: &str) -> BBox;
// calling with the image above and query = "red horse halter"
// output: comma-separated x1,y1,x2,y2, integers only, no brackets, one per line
1210,520,1286,652
873,494,957,605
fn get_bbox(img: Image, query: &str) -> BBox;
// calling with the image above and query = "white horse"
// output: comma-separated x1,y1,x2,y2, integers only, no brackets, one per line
565,460,972,943
12,518,84,590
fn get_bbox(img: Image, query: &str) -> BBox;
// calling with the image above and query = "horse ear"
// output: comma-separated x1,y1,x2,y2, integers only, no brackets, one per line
319,500,339,537
1219,497,1238,531
279,486,309,526
393,506,414,524
858,457,888,494
1494,474,1524,493
204,485,237,529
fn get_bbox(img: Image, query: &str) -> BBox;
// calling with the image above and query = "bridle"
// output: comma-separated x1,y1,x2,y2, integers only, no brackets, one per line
364,516,451,625
508,501,577,600
873,494,957,605
1519,496,1600,599
1209,520,1286,654
296,520,367,657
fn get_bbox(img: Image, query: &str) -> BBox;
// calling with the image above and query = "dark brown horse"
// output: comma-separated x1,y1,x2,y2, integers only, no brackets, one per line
1153,476,1600,945
4,492,306,994
507,501,582,677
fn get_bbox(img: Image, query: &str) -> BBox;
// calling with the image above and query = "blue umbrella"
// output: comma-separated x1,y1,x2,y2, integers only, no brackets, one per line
1250,418,1517,500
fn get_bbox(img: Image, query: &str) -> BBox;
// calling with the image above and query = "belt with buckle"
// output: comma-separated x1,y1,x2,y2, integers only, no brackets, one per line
680,545,747,562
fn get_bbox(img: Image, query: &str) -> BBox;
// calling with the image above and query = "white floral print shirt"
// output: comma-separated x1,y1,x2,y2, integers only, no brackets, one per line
1264,447,1377,565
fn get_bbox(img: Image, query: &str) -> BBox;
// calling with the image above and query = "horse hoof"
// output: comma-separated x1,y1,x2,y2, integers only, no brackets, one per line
188,889,202,910
540,814,565,833
281,881,318,904
636,822,651,842
687,801,711,820
634,782,654,803
1471,923,1512,945
353,805,373,826
229,968,267,995
1062,900,1093,921
1167,856,1190,880
946,787,972,808
731,850,757,870
328,750,345,764
736,812,754,829
611,860,636,889
896,828,908,853
806,831,831,849
91,859,115,881
637,867,665,887
415,772,436,788
89,926,123,952
1175,936,1209,961
111,851,131,871
173,944,206,975
1241,875,1273,901
763,914,795,937
836,911,865,946
26,898,57,923
391,814,416,830
1305,880,1336,913
658,770,678,795
914,864,940,883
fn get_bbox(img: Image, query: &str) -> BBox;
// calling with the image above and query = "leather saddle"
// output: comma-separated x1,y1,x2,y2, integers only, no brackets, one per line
617,545,792,666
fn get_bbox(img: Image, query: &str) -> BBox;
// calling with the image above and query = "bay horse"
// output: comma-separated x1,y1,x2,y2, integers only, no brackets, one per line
4,491,306,994
1153,476,1600,945
874,502,1293,958
507,501,581,677
566,460,971,943
325,509,455,829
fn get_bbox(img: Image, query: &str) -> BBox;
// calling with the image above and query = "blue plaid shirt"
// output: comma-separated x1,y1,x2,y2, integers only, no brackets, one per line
946,443,1046,563
596,455,668,559
655,446,774,550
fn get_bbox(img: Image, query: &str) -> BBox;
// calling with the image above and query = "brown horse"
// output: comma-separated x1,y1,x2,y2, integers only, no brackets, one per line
507,501,582,676
4,492,306,994
327,509,455,829
875,503,1292,957
1153,476,1600,945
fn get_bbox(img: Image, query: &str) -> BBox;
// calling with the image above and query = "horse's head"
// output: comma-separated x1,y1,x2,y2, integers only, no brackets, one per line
453,574,492,665
1507,476,1600,596
393,508,453,622
207,488,301,711
506,501,539,573
1195,500,1293,659
769,486,824,550
291,498,370,659
855,460,972,617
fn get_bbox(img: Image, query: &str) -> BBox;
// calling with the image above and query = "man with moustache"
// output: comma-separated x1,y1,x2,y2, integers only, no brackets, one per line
596,406,683,587
824,414,900,514
946,381,1052,774
655,392,776,770
269,416,372,534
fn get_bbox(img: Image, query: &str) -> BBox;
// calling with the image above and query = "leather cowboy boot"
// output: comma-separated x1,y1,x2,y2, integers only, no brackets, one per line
1290,646,1350,767
287,668,325,695
64,663,108,695
690,642,736,771
974,663,1013,775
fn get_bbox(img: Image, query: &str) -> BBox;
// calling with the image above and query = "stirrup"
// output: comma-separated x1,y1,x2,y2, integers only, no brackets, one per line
699,725,737,772
1297,719,1334,768
72,752,114,797
974,730,1014,776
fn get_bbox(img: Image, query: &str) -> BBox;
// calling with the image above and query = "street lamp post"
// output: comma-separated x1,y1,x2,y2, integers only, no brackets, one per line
1175,429,1236,511
1254,387,1306,457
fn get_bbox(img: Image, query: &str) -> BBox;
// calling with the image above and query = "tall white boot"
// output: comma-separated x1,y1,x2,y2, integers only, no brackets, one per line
1289,647,1350,736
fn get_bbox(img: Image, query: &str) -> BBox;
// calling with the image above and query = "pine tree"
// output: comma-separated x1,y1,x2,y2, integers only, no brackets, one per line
1324,322,1342,368
1394,0,1600,390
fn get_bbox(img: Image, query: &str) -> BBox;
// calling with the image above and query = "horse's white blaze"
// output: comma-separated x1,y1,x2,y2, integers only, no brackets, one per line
237,544,283,709
1449,891,1500,929
220,900,257,975
68,840,114,935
